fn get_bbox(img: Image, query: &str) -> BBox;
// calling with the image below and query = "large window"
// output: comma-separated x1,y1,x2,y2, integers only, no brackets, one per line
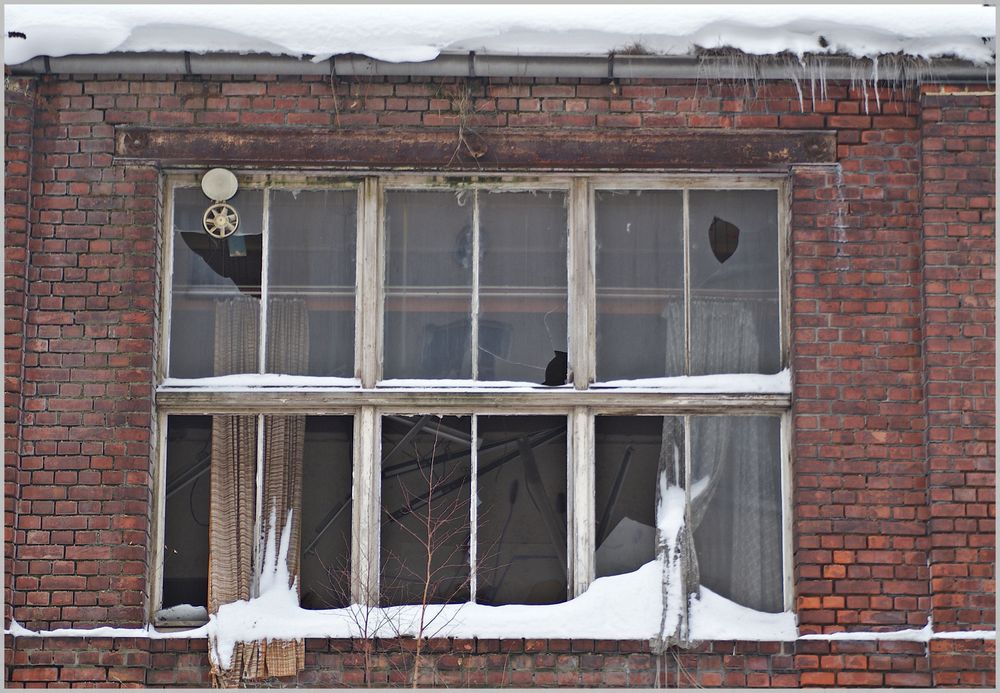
154,174,790,625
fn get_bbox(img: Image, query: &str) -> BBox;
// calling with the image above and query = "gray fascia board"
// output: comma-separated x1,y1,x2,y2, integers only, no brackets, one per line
6,51,995,83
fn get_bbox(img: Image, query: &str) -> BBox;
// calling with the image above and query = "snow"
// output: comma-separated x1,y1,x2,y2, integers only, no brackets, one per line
155,604,209,622
689,587,798,642
6,589,995,644
161,374,360,389
3,620,210,639
378,379,556,389
656,482,687,639
5,5,995,66
800,621,998,642
595,369,792,393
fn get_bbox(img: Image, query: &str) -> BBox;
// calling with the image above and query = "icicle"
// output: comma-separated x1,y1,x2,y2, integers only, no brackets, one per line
872,55,881,112
809,58,817,112
790,71,804,113
862,70,870,115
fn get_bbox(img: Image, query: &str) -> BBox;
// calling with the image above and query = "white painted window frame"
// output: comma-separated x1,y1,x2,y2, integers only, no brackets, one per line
150,171,793,623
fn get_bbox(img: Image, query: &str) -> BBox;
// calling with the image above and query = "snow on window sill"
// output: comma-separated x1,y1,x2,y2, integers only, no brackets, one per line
159,375,362,390
592,369,791,393
376,379,562,390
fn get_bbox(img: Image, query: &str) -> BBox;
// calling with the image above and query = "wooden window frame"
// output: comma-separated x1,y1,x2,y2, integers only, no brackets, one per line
150,171,793,623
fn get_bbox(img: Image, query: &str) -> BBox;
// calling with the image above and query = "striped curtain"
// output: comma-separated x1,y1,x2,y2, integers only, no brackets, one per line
208,296,309,686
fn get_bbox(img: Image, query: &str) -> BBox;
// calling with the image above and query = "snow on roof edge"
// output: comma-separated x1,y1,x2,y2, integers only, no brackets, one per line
5,5,996,67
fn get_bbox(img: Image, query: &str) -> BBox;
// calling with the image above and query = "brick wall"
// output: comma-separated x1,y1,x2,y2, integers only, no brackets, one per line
4,635,995,688
789,90,930,633
3,72,995,687
6,74,160,631
5,76,37,630
919,86,996,633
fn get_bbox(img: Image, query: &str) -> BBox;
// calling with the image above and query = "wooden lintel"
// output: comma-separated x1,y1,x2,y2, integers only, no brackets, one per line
116,127,836,170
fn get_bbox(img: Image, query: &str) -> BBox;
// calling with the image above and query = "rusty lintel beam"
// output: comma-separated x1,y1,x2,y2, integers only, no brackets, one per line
115,127,836,170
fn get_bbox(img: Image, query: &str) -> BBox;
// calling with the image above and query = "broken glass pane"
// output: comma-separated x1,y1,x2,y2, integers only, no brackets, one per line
689,190,780,374
380,415,472,606
594,416,676,578
479,191,568,383
162,415,211,613
298,416,354,610
595,190,684,380
477,416,568,605
268,190,357,377
170,187,263,378
690,416,783,612
384,191,474,379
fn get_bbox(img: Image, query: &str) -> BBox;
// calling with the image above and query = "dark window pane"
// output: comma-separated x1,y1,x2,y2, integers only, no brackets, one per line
479,191,568,382
170,187,264,378
380,416,472,606
384,191,473,379
595,190,684,380
268,190,357,377
594,417,674,578
299,416,354,609
691,416,783,612
162,416,211,611
689,190,780,374
477,416,567,605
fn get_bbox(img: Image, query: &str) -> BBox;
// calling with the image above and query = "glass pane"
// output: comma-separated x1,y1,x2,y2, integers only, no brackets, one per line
380,416,472,606
479,191,568,383
169,187,264,377
594,416,675,578
691,416,783,612
162,416,211,614
384,191,474,379
477,416,567,605
299,416,354,609
595,190,684,380
689,190,780,374
268,190,357,377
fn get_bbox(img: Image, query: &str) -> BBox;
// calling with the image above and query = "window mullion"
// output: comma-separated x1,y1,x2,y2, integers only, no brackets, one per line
351,406,381,605
469,414,479,602
682,188,691,376
252,413,266,597
360,177,381,387
160,182,176,381
569,406,594,597
569,178,593,388
471,190,481,381
259,187,271,375
780,411,794,611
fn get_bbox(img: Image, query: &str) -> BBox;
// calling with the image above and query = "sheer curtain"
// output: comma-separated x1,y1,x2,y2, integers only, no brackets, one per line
689,299,782,613
655,298,783,648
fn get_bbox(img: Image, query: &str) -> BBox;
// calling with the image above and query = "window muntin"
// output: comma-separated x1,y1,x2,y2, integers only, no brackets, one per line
157,173,790,623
